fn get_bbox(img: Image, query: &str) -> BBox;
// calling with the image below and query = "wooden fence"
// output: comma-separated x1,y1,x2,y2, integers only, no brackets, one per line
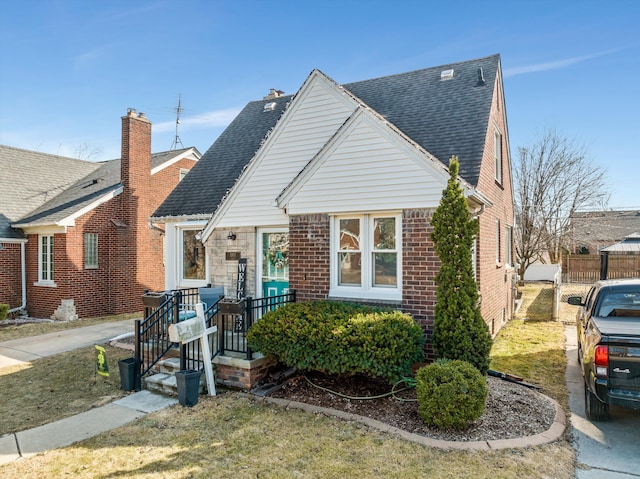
563,254,640,283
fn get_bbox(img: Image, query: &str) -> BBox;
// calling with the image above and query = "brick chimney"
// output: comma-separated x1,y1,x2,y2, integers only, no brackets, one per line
121,108,152,196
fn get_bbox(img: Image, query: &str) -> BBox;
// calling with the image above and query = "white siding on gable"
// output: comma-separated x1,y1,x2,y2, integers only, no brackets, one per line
215,76,355,228
283,115,448,215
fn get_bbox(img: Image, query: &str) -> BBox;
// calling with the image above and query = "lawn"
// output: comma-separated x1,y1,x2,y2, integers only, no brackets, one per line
0,284,578,478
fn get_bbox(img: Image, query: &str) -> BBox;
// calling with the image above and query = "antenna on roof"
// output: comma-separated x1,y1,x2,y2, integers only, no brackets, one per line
170,94,185,150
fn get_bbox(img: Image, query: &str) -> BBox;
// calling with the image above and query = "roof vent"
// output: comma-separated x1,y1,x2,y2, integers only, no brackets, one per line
263,102,277,112
440,69,454,80
477,68,486,85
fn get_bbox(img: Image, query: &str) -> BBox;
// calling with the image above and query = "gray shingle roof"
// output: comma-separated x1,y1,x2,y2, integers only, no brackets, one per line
1,145,197,236
152,54,501,219
572,210,640,244
0,145,101,238
344,54,500,187
153,97,291,218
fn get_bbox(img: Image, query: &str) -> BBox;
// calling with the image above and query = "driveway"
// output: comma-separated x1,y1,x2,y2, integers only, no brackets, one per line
565,325,640,478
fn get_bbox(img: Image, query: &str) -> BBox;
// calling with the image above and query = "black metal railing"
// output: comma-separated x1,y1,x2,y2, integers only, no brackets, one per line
134,288,296,390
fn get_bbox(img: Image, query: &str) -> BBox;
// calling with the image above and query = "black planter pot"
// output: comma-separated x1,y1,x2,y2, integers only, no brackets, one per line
175,370,202,407
118,358,136,391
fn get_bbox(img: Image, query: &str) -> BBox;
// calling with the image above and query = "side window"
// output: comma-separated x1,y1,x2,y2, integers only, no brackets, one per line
494,129,502,184
84,233,98,269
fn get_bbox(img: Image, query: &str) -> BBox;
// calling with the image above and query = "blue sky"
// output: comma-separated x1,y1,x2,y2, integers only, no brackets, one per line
1,0,638,208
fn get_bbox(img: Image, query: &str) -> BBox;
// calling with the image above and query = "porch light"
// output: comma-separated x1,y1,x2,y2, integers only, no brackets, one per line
227,232,236,241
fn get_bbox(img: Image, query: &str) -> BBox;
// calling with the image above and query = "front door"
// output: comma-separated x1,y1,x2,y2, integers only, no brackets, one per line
261,231,289,298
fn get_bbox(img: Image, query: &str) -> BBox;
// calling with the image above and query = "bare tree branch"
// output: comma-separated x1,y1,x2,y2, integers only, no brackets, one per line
514,128,609,277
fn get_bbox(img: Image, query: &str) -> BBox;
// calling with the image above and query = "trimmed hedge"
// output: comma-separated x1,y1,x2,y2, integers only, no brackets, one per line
246,301,424,383
416,359,487,430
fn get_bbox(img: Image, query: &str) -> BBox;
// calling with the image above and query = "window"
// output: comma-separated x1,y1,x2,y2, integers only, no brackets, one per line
39,234,54,282
505,226,513,266
181,229,205,281
179,168,189,181
84,233,98,269
496,220,501,264
494,130,502,184
332,214,401,301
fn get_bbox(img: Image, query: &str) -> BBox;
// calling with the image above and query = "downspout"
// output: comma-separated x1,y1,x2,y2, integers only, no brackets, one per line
148,220,165,234
8,241,27,313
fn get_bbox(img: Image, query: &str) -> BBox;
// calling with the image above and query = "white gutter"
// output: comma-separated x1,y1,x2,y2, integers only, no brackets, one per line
8,240,27,313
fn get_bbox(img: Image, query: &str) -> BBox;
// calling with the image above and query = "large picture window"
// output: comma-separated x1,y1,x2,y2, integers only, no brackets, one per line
332,213,401,301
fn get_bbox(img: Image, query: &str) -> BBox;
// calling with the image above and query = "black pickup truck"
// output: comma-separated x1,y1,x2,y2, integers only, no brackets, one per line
568,279,640,421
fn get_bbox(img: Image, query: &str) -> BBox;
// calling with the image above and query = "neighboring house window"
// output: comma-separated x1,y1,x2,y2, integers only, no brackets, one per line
84,233,98,269
505,226,513,266
39,234,54,282
181,229,206,281
496,220,501,264
331,214,401,301
179,168,189,181
494,130,502,184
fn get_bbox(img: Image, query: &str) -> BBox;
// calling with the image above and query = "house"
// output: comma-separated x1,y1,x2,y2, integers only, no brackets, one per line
0,110,200,318
570,210,640,254
153,54,515,360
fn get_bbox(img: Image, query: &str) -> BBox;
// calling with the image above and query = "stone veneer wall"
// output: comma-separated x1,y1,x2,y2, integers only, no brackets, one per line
206,227,256,298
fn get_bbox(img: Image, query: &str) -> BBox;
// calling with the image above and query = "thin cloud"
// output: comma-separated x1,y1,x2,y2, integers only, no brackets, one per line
154,107,242,133
503,51,615,78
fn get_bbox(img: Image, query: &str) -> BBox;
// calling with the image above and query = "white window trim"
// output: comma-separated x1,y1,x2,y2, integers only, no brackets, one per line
496,220,502,266
494,129,503,184
505,225,513,267
330,213,402,301
84,233,98,269
177,227,208,287
35,234,56,287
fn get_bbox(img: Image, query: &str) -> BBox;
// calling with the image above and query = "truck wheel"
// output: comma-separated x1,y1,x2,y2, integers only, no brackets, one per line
584,383,609,421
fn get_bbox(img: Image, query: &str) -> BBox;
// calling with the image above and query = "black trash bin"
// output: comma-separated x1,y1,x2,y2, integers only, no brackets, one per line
175,369,202,407
118,358,136,391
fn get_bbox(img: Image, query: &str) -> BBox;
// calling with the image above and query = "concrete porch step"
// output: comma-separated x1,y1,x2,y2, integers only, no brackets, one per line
144,371,206,396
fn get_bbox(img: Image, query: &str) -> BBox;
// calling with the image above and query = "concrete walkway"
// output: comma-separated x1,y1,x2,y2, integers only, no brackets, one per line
0,320,178,464
0,319,136,368
565,325,640,478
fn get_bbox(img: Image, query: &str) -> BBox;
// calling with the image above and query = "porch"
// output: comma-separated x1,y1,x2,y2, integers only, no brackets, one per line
134,287,295,392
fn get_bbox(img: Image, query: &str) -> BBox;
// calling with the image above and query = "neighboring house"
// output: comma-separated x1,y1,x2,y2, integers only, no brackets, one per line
570,210,640,254
153,55,515,358
0,109,200,318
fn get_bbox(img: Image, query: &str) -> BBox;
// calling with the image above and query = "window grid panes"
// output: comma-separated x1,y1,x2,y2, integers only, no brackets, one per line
84,233,98,269
40,235,54,281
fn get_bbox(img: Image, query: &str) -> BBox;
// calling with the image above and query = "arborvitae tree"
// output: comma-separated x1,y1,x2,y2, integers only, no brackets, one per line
430,157,492,373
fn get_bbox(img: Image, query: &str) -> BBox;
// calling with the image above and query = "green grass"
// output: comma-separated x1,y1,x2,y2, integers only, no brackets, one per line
0,345,132,435
0,393,575,479
0,287,578,478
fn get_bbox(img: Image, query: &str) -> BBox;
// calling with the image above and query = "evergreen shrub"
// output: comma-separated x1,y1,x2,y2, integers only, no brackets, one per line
246,301,424,383
0,303,9,321
416,359,488,430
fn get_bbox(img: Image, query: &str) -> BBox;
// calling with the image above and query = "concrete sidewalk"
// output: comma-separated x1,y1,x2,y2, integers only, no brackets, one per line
0,319,136,368
0,319,179,464
0,391,178,464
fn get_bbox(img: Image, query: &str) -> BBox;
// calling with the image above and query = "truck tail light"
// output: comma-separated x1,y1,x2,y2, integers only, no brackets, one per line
594,345,608,377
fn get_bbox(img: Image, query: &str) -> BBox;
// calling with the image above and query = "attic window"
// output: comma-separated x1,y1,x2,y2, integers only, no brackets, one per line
440,69,454,80
264,102,277,112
